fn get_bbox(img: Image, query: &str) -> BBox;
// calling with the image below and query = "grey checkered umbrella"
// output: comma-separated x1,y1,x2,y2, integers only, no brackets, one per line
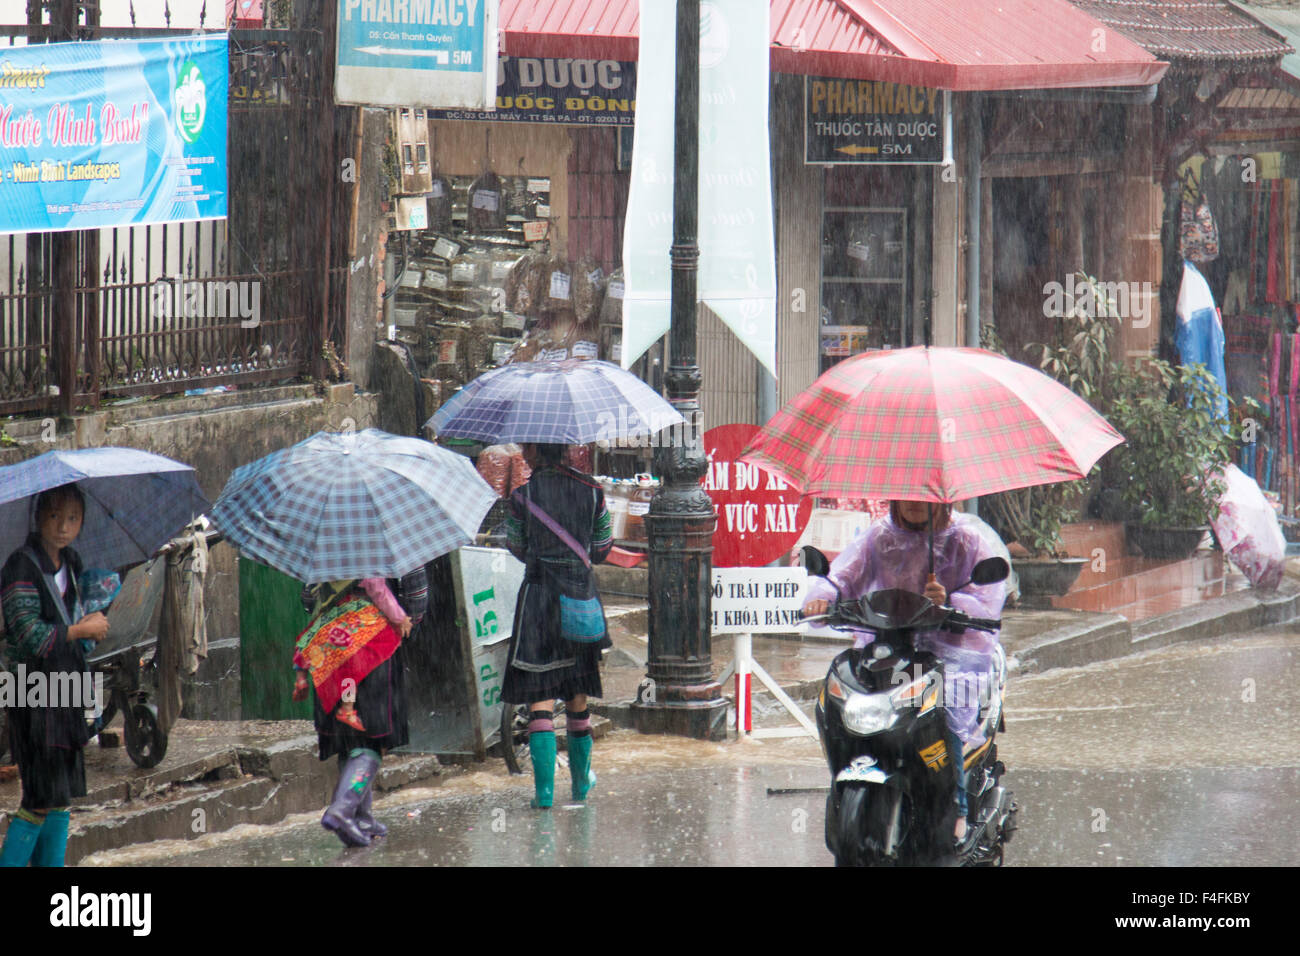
211,429,496,583
428,359,683,444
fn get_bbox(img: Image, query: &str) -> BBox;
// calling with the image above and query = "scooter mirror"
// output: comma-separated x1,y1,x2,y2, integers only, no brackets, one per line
801,546,831,578
969,556,1010,586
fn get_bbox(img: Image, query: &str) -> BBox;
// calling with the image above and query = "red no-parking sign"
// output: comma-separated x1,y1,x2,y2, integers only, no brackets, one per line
702,424,812,568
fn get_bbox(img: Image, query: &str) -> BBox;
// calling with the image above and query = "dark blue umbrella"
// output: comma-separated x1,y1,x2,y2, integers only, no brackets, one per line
0,447,210,570
428,359,684,444
211,428,496,583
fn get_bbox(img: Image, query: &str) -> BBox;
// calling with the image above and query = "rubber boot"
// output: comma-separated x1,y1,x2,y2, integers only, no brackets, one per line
321,750,378,847
568,734,596,802
0,815,42,868
32,810,69,867
355,781,387,838
530,731,556,809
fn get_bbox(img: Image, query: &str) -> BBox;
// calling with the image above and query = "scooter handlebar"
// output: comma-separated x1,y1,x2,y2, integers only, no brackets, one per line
948,612,1002,633
806,597,1000,634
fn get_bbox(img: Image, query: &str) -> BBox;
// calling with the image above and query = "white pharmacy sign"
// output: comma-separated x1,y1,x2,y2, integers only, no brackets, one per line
711,567,810,635
335,0,499,109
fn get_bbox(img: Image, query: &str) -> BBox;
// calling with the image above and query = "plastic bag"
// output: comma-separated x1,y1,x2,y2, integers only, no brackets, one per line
1211,464,1285,589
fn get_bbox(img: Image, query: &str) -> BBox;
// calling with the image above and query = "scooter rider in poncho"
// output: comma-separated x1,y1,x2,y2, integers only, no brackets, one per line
801,500,1009,844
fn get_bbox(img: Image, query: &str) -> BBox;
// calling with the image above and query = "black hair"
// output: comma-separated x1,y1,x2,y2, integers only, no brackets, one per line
35,483,85,519
533,443,566,466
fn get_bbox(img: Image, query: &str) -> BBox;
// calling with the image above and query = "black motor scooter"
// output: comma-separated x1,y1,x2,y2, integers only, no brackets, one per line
803,547,1018,866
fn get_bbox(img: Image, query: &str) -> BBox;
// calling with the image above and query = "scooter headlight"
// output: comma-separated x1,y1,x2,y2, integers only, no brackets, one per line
842,691,898,735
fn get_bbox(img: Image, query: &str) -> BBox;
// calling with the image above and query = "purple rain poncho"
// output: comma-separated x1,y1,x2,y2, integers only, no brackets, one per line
804,511,1009,747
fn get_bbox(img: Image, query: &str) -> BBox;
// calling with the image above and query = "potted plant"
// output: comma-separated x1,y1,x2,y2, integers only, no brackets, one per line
1105,359,1237,559
982,482,1088,606
980,314,1100,604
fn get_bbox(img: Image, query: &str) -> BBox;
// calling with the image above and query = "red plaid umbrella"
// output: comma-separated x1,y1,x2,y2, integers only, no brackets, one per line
740,347,1124,503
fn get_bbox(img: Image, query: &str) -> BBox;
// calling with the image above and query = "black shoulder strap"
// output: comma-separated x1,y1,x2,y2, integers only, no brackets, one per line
21,545,77,628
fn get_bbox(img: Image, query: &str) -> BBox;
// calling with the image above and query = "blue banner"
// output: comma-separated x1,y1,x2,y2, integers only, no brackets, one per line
0,35,228,235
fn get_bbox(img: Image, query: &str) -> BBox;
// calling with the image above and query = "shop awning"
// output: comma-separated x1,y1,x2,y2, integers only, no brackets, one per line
1230,2,1300,81
1072,0,1293,65
499,0,1168,91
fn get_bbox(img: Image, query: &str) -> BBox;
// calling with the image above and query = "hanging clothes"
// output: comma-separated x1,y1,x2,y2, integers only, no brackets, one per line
1175,261,1229,422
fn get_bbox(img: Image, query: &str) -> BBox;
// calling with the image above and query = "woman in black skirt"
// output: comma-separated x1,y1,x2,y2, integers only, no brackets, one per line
297,569,426,847
0,484,109,867
501,443,612,809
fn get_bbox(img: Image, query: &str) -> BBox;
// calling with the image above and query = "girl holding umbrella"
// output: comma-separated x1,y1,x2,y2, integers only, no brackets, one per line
801,499,1009,843
294,570,427,846
0,449,209,866
0,485,110,867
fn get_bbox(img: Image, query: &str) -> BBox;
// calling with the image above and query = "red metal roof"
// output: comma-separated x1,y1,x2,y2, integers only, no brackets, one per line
1071,1,1294,63
499,0,1168,90
500,0,640,60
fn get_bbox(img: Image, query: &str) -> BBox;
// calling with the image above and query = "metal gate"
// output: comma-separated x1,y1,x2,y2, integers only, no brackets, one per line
0,16,352,417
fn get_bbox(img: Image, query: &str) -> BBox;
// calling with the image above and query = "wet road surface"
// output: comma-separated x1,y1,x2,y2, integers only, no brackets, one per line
81,627,1300,866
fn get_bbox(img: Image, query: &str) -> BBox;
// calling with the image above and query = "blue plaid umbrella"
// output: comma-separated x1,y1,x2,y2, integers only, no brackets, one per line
211,428,496,583
428,359,684,444
0,447,210,570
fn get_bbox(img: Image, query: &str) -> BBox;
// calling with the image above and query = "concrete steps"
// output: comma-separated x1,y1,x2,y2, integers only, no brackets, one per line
1,722,445,864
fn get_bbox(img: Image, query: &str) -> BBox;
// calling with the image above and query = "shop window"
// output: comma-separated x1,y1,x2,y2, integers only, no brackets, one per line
402,144,414,176
416,144,429,175
819,206,907,373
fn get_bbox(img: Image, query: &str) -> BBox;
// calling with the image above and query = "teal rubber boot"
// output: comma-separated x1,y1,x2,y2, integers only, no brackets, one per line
0,816,42,868
32,810,69,867
568,734,596,802
530,731,556,809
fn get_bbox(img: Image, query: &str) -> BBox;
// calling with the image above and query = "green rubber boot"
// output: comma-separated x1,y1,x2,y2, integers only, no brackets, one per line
32,810,69,867
0,815,42,868
568,734,596,802
530,731,556,809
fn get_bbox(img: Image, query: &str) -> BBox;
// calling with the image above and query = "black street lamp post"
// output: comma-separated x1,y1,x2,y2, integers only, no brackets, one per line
631,0,729,741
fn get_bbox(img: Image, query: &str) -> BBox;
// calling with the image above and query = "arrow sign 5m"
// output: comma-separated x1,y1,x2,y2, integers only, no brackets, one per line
335,0,498,109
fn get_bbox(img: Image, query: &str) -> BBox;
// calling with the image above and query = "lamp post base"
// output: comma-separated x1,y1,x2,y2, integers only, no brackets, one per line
631,688,729,741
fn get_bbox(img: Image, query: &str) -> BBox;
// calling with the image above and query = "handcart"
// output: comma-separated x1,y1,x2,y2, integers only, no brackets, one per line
89,553,169,768
91,527,215,769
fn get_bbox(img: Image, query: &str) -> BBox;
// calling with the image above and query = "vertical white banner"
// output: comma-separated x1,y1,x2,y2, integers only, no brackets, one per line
621,0,677,369
697,0,777,376
622,0,777,376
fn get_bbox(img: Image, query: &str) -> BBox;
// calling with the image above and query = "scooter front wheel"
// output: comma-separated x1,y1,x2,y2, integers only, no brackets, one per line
836,784,903,867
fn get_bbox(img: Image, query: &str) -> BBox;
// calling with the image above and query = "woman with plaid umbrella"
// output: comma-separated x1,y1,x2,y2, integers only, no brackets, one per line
499,443,613,810
212,429,495,847
294,569,428,846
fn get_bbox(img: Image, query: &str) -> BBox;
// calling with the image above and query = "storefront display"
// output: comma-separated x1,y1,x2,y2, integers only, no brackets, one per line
392,163,626,402
1189,154,1300,518
819,206,908,373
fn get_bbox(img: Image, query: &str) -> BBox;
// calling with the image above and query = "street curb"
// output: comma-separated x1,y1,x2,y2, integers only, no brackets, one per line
1011,582,1300,673
41,738,446,864
1005,613,1132,673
